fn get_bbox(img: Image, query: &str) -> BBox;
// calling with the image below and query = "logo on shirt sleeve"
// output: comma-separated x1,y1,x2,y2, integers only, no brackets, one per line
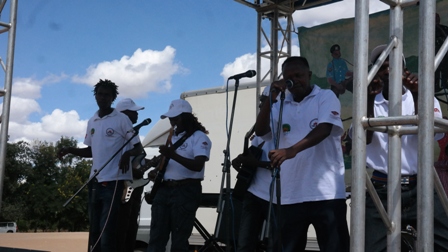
201,141,209,149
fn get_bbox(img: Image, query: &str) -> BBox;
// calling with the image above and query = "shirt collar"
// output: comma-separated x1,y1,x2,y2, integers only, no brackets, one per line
285,84,318,103
93,108,119,121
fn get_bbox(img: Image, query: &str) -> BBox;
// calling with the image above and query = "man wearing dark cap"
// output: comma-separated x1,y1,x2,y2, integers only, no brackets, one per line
357,44,448,251
326,44,353,97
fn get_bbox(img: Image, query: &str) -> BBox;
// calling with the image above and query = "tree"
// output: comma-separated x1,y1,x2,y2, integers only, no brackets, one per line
0,141,32,223
1,137,90,232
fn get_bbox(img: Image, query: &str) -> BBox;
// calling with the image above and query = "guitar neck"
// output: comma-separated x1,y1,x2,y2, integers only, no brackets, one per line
243,124,256,155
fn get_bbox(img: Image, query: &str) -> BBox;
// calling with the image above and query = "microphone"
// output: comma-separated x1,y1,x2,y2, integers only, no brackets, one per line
132,118,152,133
271,80,294,93
228,70,256,80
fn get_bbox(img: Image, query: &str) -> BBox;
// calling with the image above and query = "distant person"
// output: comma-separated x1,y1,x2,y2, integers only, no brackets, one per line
255,56,349,251
146,99,212,252
57,79,143,252
326,44,353,97
361,44,448,251
435,13,448,92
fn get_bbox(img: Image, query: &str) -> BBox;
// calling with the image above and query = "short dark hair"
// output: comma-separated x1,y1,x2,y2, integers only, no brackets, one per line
93,79,119,101
282,56,310,70
330,44,340,53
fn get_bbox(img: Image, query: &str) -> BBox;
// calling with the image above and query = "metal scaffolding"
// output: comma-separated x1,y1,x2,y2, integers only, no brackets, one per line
0,0,18,213
237,0,448,251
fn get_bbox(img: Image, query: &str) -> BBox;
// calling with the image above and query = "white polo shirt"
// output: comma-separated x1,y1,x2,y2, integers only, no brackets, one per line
366,90,443,175
247,136,275,201
163,130,212,180
260,85,346,204
84,109,139,182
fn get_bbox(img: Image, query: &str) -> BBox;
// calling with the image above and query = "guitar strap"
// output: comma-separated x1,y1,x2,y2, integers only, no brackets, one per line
158,130,194,174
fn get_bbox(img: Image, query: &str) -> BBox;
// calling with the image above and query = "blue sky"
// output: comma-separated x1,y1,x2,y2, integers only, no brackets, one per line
0,0,388,145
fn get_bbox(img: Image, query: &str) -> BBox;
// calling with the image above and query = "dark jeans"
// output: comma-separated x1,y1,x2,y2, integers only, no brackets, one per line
365,183,448,252
117,185,144,252
88,180,124,252
271,199,350,252
236,192,270,252
147,181,201,252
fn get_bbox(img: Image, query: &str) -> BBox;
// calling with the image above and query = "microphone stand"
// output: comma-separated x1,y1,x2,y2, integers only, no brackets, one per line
265,90,286,252
63,126,144,207
215,78,240,252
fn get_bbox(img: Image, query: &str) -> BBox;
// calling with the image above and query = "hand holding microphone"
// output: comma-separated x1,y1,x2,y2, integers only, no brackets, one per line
269,79,294,102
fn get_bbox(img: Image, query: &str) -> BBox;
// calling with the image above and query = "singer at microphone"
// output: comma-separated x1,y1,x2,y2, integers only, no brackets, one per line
252,56,349,251
56,83,146,252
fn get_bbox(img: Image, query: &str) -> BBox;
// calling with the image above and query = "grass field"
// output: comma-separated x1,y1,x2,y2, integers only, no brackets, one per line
0,232,88,252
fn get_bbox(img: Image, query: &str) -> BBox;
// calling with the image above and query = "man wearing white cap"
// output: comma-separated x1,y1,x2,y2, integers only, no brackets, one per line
115,98,148,252
147,99,212,252
361,45,448,251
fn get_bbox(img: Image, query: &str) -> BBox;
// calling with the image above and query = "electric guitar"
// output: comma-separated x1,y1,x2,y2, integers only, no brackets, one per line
121,154,161,203
145,129,174,205
232,124,263,201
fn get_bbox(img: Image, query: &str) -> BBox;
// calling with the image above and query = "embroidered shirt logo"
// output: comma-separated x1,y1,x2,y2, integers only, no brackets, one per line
309,119,318,129
106,128,114,136
282,124,291,133
90,128,95,135
331,111,339,116
179,142,188,150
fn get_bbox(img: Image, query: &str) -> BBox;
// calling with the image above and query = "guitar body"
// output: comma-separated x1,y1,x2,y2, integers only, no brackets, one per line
121,153,160,203
233,145,263,201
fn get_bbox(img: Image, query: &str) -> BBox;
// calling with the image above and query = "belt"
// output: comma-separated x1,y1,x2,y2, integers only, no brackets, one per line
92,178,112,187
162,178,202,187
371,170,417,187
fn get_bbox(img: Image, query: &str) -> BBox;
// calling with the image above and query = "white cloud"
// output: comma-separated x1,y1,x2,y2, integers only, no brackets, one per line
7,109,87,143
12,78,42,99
6,97,41,124
221,45,300,84
72,46,187,98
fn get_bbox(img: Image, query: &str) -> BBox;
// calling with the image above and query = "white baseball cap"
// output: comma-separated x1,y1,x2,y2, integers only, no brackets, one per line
161,99,193,119
370,44,406,67
116,98,144,112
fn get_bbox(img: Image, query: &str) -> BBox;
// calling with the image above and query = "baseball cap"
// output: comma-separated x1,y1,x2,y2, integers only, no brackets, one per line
330,44,340,53
370,44,406,66
116,98,144,112
161,99,193,119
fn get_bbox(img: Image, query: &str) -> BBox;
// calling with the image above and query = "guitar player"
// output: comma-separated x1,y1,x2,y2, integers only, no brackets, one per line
231,85,277,251
115,98,153,252
146,99,212,252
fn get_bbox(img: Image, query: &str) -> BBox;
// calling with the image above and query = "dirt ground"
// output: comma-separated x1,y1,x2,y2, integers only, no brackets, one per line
0,232,88,252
